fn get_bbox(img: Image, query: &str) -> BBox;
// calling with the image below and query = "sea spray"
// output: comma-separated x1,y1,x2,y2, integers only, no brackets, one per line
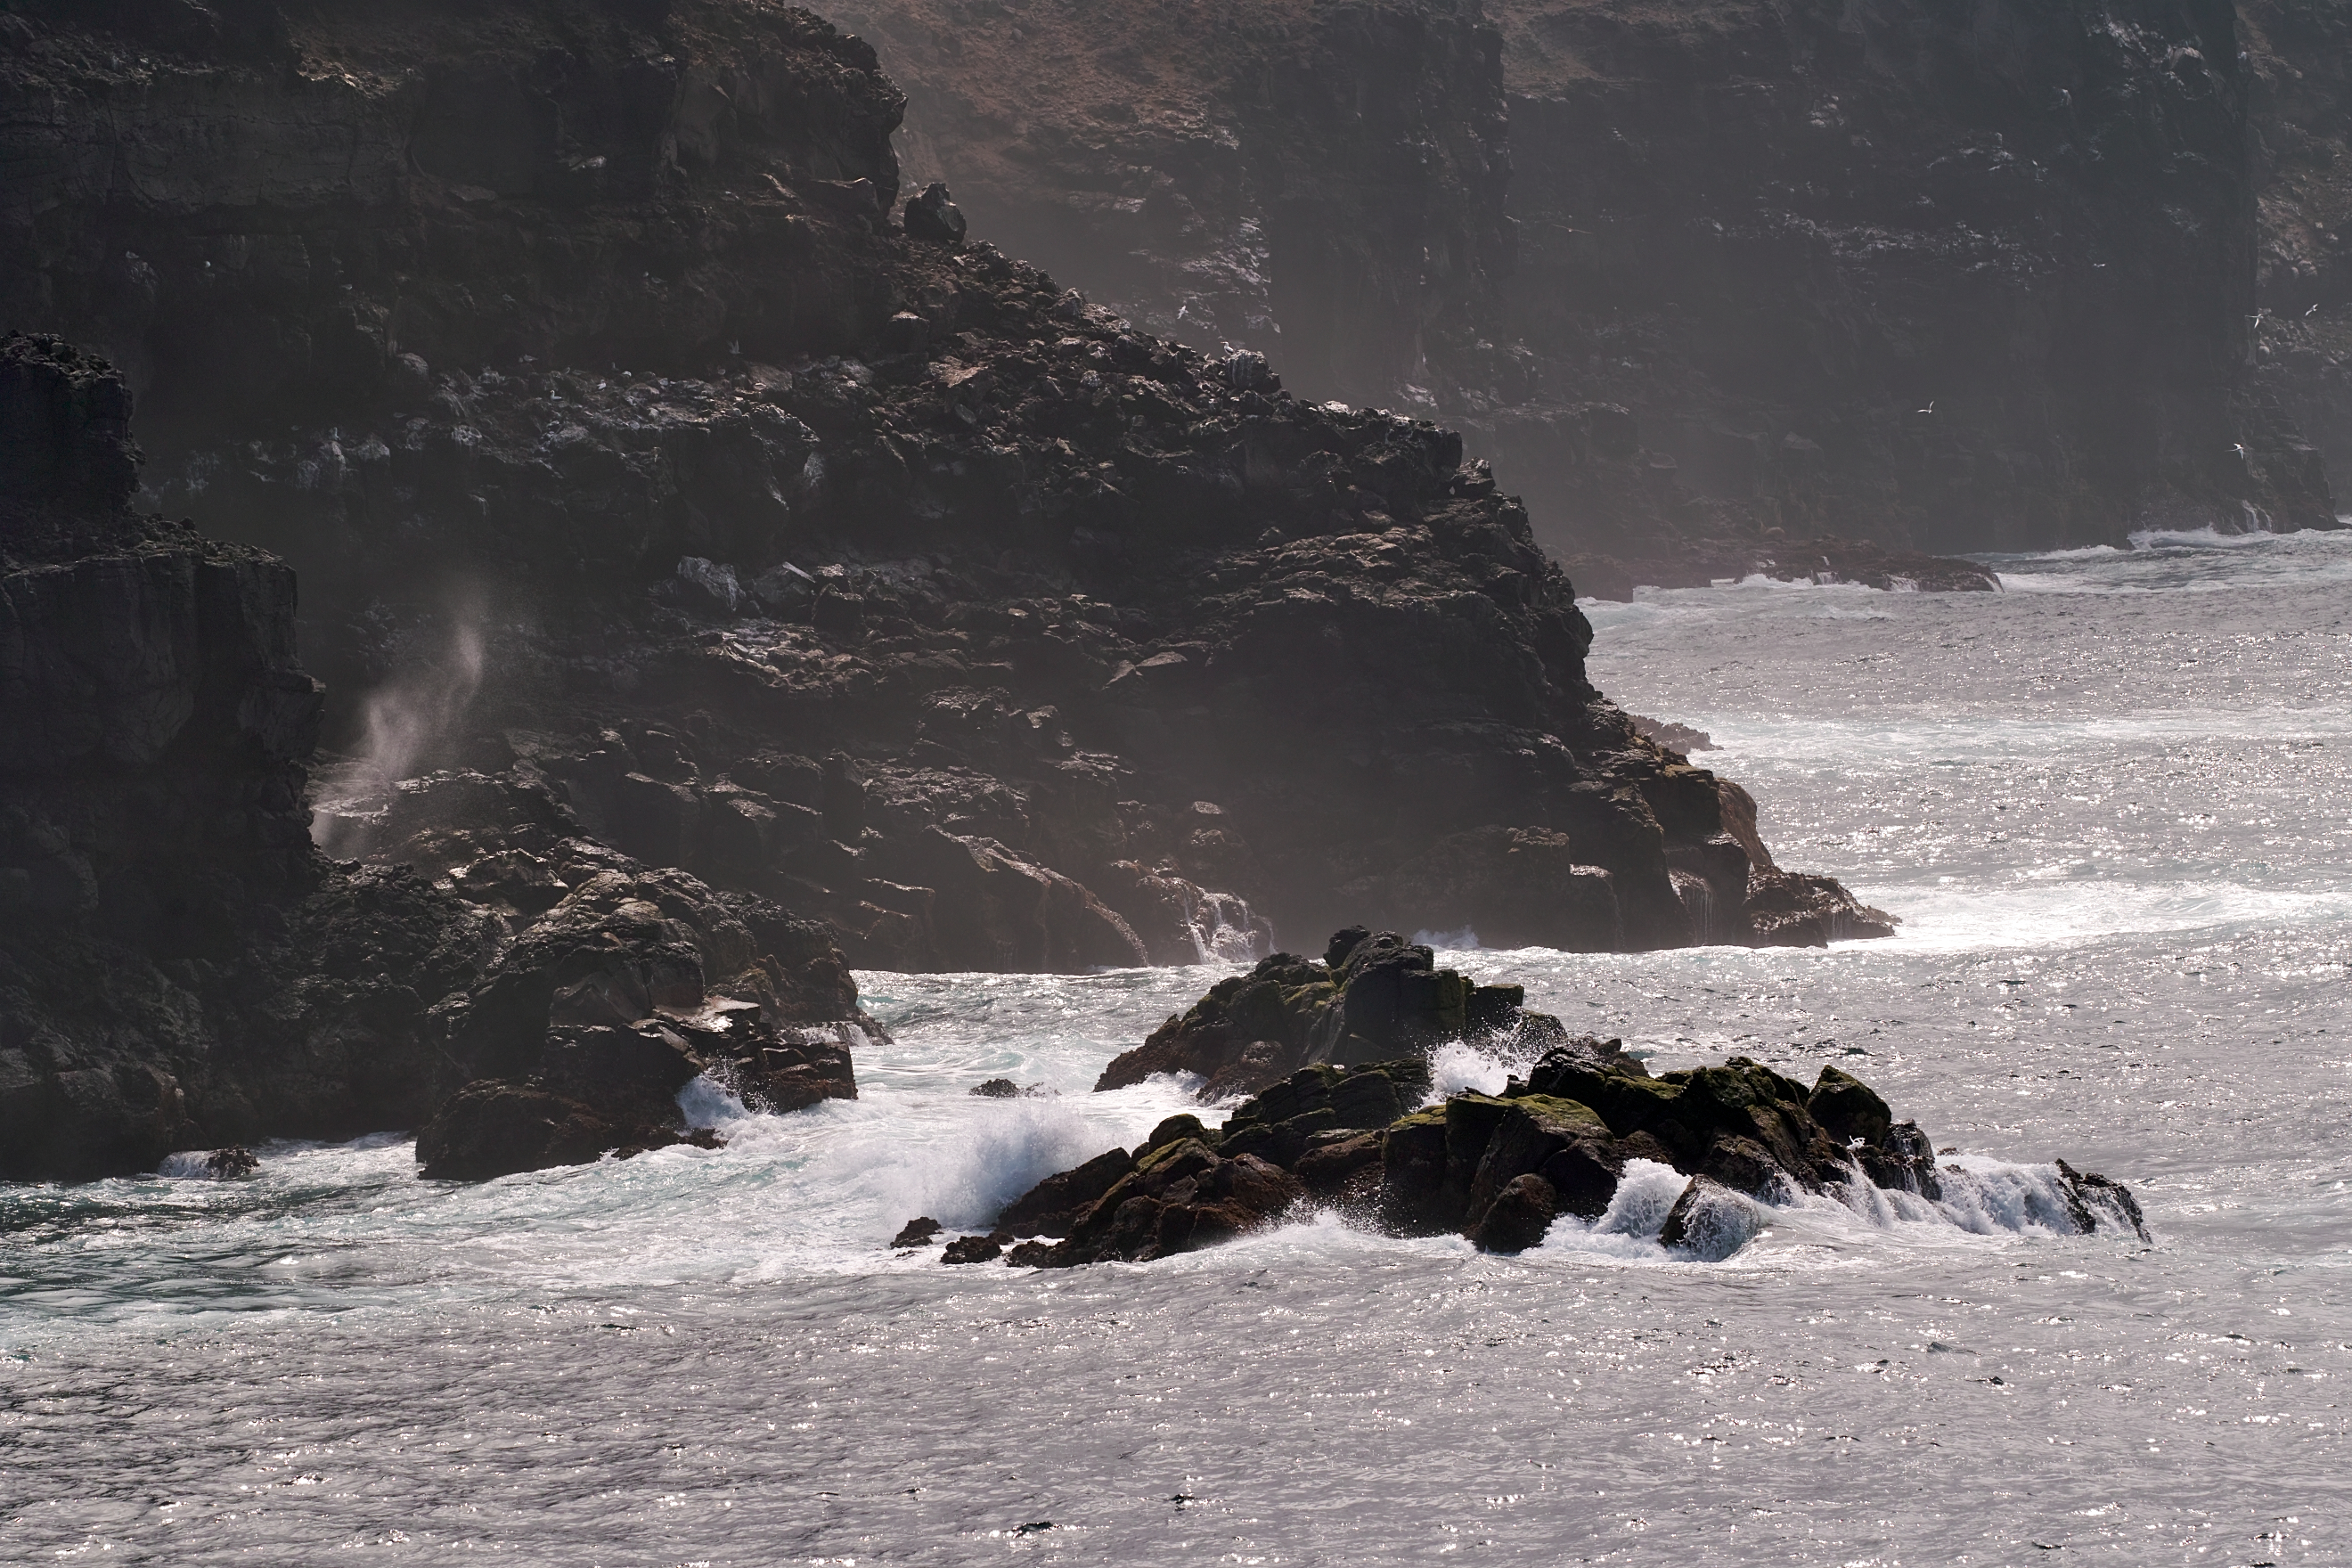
312,585,492,854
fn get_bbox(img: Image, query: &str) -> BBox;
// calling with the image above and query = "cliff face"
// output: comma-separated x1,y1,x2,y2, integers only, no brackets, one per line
1,332,331,1175
2243,0,2352,489
1487,0,2336,560
0,0,1878,1009
828,0,2339,578
822,0,1517,420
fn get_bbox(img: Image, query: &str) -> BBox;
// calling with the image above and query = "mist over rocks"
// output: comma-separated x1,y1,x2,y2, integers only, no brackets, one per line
0,338,871,1180
968,933,2151,1268
831,0,2342,588
0,0,1878,988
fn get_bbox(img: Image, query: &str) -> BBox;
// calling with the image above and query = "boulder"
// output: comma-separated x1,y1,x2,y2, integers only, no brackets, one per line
902,181,968,248
941,1233,1003,1264
997,1146,1135,1237
1461,1094,1621,1224
1657,1176,1762,1260
1467,1172,1559,1254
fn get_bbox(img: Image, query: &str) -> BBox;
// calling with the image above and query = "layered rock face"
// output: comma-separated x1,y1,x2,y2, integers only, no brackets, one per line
835,0,2340,584
0,0,1875,969
945,938,2148,1268
0,334,342,1176
0,333,869,1181
2245,0,2352,486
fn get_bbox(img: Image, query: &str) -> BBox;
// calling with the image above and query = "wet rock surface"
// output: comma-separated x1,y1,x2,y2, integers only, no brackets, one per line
983,936,2151,1267
1096,911,1884,1104
0,0,1874,972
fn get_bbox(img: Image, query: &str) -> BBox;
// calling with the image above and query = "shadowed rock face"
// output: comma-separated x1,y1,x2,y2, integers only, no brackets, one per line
0,0,1877,969
0,331,870,1181
826,0,2340,587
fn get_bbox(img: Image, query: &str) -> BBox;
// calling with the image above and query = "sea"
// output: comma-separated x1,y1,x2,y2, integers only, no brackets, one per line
4,527,2348,1565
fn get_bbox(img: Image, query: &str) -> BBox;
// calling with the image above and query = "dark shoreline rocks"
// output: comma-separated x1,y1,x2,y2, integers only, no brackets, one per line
951,932,2150,1267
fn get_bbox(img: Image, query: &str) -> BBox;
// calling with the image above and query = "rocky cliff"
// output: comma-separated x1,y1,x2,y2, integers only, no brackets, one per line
0,0,1882,990
837,0,2340,584
2244,0,2352,489
0,331,869,1181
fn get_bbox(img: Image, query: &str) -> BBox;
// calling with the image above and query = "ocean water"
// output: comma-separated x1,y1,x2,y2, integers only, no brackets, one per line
5,528,2350,1564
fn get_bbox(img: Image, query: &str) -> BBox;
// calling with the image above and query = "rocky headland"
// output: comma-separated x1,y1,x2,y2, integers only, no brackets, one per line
836,0,2343,591
0,0,1885,1047
916,928,2148,1266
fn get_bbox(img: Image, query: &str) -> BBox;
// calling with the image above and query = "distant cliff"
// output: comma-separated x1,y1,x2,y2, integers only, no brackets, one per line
2243,0,2352,496
835,0,2340,584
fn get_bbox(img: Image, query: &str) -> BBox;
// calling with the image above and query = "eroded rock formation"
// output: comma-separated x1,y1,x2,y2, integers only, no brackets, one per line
0,0,1874,972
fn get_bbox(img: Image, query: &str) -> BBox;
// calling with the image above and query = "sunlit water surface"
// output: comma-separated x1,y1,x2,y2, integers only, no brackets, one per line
4,528,2349,1564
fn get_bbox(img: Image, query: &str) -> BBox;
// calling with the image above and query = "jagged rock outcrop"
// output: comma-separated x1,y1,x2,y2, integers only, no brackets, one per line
969,948,2149,1267
0,0,1878,968
1098,911,1891,1103
0,332,870,1181
830,0,2339,584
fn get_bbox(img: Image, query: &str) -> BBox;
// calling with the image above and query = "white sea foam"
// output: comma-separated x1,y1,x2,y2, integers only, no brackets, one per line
1425,1037,1515,1098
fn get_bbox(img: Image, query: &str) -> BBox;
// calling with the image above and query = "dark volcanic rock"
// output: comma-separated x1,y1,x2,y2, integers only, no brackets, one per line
2245,0,2352,486
891,1215,943,1247
997,1145,1134,1238
415,1078,719,1182
0,0,1877,977
1466,1172,1559,1254
1094,935,1531,1098
941,1233,1004,1265
0,331,871,1181
994,948,2150,1267
413,848,870,1178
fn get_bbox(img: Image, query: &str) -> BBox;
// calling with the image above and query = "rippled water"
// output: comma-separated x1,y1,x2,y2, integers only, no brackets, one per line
5,529,2349,1564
